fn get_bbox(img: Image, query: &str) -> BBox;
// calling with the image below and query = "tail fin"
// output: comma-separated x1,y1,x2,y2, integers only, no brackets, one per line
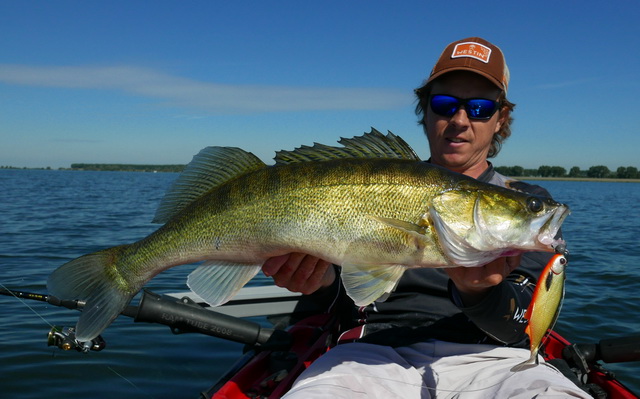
47,246,136,342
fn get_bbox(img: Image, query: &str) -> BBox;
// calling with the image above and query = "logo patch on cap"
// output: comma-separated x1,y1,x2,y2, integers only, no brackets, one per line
451,42,492,63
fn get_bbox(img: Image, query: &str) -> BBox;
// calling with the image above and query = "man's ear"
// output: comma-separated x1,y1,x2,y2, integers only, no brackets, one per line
494,107,509,134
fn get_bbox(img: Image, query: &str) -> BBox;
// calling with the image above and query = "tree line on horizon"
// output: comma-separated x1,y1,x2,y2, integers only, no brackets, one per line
68,163,186,173
495,165,640,179
2,163,639,179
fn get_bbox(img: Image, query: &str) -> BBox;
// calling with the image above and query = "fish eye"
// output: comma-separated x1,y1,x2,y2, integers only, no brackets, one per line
527,197,544,213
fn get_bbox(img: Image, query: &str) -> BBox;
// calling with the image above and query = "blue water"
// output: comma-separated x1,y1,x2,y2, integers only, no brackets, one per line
0,170,638,397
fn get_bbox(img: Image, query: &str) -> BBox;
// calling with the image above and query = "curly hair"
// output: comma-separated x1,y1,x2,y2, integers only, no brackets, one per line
414,84,516,158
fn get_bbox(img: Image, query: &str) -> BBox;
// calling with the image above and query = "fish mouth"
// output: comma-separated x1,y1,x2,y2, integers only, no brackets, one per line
534,204,570,249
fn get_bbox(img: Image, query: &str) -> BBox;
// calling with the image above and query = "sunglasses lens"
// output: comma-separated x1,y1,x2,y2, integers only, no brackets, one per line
430,95,498,120
466,99,497,119
430,95,460,117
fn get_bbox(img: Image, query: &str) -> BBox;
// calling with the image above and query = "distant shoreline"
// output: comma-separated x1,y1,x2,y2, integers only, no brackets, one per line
3,167,640,183
518,176,640,183
0,165,185,173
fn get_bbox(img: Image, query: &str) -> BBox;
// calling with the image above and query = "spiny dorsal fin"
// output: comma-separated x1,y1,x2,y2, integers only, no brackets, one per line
338,128,420,160
153,147,266,223
274,128,420,165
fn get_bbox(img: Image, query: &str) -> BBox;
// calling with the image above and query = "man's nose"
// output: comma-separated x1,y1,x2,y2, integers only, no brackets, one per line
449,107,471,127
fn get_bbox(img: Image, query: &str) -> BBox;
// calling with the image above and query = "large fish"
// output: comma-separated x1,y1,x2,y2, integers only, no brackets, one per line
48,129,569,341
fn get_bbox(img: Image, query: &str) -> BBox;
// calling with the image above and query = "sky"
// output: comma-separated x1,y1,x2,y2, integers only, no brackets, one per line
1,1,639,170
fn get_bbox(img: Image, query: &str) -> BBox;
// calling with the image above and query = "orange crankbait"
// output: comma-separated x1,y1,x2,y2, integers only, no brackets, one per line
518,253,567,369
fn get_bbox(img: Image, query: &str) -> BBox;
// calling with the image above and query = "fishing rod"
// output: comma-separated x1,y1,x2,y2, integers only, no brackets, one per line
0,287,291,353
0,287,82,310
563,335,640,368
539,333,640,396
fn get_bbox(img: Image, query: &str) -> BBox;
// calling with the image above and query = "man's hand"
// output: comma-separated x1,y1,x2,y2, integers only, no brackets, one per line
445,255,522,306
262,253,336,294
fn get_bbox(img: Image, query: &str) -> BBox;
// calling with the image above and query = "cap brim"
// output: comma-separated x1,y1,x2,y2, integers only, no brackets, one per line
426,67,504,92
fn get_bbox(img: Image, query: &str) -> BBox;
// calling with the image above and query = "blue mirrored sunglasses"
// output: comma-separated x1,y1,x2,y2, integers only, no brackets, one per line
429,95,499,120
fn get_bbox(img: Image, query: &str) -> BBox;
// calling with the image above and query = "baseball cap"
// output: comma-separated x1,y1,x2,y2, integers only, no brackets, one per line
423,37,510,93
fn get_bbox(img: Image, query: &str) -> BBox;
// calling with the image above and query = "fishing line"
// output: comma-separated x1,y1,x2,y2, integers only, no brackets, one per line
0,282,54,328
106,366,158,399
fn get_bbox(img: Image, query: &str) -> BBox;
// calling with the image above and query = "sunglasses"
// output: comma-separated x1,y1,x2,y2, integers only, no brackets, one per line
429,95,499,120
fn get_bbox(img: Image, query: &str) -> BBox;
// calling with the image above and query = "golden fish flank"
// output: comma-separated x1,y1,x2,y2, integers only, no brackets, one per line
47,129,570,342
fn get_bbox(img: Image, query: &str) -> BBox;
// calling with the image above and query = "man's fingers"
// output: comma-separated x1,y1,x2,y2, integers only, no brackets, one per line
262,253,291,277
263,253,335,294
297,258,333,294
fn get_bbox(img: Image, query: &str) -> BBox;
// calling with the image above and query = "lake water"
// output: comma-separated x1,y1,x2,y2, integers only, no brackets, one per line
0,169,638,397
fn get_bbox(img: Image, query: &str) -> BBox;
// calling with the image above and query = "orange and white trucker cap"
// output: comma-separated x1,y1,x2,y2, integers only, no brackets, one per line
425,37,510,93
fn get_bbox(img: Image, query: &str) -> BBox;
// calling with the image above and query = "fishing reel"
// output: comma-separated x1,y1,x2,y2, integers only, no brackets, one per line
47,326,106,353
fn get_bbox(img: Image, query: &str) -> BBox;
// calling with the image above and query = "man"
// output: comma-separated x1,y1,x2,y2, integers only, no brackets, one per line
263,37,589,398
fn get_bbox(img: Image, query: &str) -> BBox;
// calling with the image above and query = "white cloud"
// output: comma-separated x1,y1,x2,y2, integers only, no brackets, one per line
0,64,411,113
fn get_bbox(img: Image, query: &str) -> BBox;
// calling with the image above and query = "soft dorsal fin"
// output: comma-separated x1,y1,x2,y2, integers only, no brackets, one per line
274,128,421,165
153,146,266,223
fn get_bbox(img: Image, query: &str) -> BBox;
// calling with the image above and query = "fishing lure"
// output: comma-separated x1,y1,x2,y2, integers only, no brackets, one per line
518,253,567,369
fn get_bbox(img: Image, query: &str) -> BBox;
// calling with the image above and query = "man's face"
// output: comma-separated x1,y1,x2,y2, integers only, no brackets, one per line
425,71,505,177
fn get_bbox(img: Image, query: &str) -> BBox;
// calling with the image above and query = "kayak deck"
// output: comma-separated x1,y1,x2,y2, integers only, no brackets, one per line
195,286,638,399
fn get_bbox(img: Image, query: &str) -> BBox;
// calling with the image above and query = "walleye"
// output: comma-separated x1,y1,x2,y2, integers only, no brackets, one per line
516,253,567,370
47,129,569,341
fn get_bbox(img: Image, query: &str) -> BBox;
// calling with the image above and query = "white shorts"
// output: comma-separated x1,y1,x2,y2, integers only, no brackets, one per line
283,340,592,398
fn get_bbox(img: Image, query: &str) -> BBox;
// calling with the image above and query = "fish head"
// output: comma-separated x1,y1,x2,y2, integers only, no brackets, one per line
429,183,570,266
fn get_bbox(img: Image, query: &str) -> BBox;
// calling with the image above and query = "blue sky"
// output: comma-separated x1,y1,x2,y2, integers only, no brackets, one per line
1,1,638,170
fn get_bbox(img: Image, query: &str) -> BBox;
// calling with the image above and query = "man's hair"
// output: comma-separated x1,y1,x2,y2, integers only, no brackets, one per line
414,85,516,158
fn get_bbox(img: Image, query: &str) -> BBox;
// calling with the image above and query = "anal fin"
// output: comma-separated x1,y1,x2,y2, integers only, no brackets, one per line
340,262,407,306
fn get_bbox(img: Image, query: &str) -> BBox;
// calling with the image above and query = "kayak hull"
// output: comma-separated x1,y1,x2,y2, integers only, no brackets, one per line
208,317,638,399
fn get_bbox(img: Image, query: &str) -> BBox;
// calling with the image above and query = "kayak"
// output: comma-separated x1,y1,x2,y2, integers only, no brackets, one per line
201,287,638,399
206,317,638,398
544,331,638,399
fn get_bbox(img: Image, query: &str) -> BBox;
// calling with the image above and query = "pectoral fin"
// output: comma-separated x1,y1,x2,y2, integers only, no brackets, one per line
337,216,425,305
368,215,429,237
187,262,262,306
340,262,407,306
